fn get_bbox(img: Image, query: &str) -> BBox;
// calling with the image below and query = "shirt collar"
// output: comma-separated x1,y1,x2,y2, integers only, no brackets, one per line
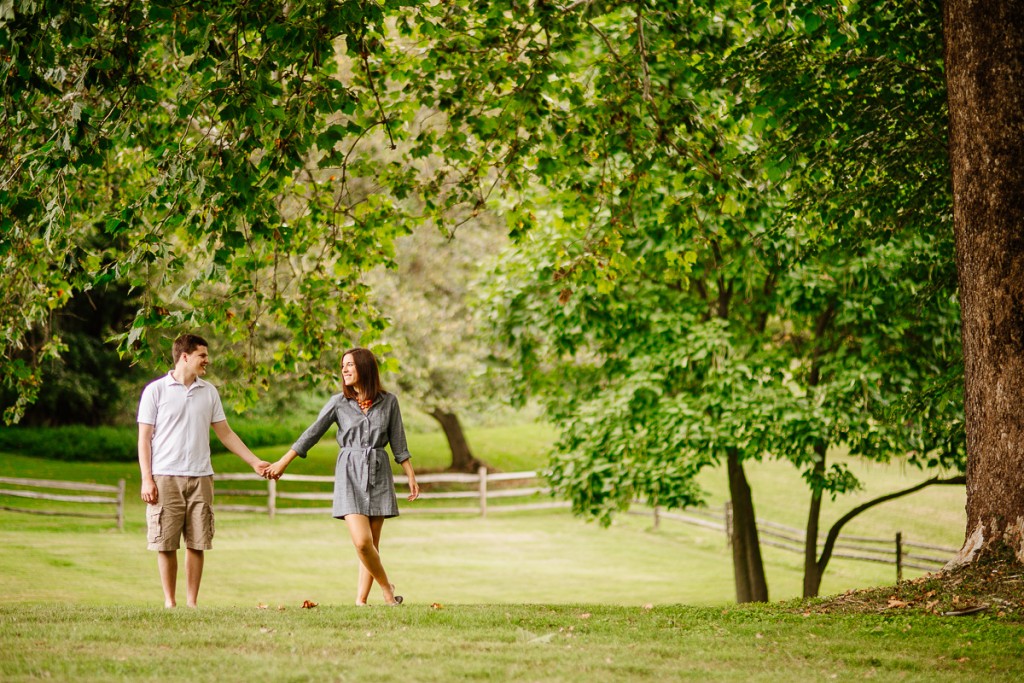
166,370,208,389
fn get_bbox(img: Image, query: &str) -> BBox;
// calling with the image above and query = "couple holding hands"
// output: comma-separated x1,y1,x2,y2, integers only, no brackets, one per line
138,334,419,608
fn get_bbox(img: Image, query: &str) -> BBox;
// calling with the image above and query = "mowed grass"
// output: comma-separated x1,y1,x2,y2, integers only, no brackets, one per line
2,603,1022,682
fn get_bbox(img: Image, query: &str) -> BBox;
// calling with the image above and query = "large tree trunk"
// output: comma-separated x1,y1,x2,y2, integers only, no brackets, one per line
727,449,769,602
428,407,484,473
944,0,1024,566
802,445,827,598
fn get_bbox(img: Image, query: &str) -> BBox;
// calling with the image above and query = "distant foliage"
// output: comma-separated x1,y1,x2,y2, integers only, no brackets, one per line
0,420,306,462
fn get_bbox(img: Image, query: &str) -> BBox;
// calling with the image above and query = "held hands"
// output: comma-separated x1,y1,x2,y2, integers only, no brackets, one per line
263,458,289,480
254,461,271,478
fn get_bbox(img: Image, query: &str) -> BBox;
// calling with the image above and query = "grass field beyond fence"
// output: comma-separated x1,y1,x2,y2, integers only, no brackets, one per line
0,420,968,605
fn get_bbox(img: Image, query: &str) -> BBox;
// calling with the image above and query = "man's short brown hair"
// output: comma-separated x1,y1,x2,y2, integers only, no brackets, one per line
172,334,210,363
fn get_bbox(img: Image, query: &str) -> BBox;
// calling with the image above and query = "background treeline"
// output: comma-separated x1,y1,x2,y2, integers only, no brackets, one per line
0,418,310,462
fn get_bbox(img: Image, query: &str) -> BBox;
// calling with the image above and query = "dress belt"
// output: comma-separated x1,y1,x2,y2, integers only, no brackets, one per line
340,447,387,493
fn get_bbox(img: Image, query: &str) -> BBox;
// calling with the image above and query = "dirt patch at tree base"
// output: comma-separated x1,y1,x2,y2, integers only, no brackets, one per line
796,546,1024,622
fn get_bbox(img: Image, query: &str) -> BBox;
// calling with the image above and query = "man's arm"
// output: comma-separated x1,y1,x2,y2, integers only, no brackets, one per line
138,423,158,504
211,420,270,475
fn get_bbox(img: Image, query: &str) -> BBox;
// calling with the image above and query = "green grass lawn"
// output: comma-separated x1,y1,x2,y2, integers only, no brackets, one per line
1,603,1021,682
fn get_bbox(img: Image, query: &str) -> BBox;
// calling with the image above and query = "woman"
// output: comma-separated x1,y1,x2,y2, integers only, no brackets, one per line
266,348,419,606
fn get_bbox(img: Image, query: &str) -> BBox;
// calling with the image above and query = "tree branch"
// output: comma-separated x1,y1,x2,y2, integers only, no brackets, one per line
816,475,966,576
635,2,651,101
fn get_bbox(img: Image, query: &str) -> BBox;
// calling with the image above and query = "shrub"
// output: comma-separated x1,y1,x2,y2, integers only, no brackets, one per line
0,419,308,462
0,425,137,462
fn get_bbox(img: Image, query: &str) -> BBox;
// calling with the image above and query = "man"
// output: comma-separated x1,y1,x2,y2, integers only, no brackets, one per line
137,333,269,608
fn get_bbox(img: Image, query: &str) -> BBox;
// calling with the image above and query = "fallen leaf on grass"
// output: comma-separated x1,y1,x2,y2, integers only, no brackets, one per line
578,612,591,620
886,597,909,609
256,603,268,610
642,603,654,610
430,603,444,610
302,600,319,609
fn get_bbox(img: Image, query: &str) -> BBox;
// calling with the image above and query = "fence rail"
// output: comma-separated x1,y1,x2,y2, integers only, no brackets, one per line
633,502,958,579
0,476,126,531
215,467,567,518
0,471,959,578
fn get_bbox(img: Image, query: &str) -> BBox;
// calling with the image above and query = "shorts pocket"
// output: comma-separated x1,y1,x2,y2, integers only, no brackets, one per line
204,505,215,543
146,506,163,544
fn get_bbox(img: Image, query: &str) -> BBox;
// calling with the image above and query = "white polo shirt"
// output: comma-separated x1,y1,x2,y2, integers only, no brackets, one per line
137,372,227,476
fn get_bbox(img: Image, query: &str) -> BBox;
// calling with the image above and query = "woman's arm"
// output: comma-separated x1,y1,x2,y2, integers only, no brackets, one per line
400,458,419,501
290,397,340,457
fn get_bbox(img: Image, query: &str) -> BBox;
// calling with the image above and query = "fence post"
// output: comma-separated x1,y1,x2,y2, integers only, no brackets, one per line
724,501,733,548
268,478,277,519
478,466,488,517
116,478,126,532
896,531,903,582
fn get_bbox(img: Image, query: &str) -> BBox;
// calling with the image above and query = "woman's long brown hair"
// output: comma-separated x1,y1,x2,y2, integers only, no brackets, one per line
341,348,384,402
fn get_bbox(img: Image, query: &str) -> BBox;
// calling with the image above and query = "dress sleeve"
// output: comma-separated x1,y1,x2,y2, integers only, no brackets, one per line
290,396,339,457
387,395,412,464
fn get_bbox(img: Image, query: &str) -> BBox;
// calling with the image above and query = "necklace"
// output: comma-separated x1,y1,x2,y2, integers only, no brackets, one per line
357,397,373,413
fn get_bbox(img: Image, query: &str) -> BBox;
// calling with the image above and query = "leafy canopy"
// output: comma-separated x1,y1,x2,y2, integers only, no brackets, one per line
1,0,420,420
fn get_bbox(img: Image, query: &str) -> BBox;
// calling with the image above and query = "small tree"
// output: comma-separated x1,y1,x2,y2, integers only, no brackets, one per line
394,0,965,601
369,221,510,472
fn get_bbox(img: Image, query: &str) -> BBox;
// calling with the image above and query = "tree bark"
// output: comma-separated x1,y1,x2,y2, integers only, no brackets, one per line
428,407,484,473
944,0,1024,566
802,445,827,598
727,449,769,602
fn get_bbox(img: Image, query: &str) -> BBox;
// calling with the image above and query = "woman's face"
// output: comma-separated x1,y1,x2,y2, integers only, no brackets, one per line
342,354,360,388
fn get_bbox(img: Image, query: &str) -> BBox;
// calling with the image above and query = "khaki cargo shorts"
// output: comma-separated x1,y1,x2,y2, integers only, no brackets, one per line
146,475,215,551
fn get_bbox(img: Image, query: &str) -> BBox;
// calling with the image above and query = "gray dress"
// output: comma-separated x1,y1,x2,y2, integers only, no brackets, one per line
290,392,412,519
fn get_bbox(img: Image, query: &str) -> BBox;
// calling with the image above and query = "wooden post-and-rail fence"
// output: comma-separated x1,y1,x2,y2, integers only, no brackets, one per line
632,501,959,579
0,470,559,529
215,467,567,518
0,476,126,531
0,472,962,581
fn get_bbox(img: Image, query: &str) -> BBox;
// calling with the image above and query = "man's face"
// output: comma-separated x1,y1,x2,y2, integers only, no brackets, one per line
182,346,210,376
